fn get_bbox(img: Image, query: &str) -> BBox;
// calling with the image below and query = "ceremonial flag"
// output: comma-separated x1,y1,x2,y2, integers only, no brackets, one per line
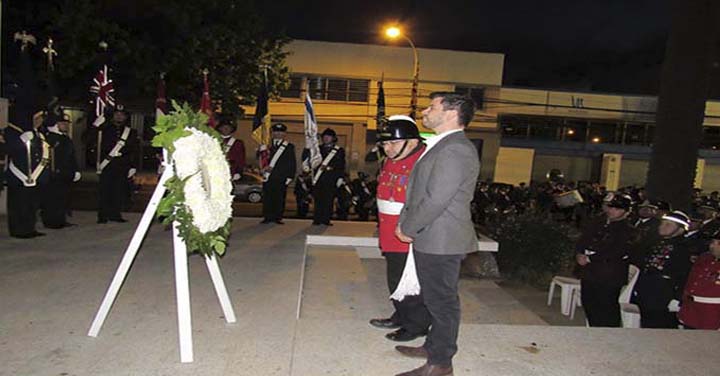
304,88,322,169
376,76,386,126
89,42,115,127
200,70,216,128
252,71,271,168
156,73,167,118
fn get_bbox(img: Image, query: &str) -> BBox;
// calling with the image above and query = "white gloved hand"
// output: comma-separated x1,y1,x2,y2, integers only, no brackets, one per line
370,146,379,153
92,115,105,127
232,173,242,181
73,172,82,182
20,131,34,143
127,168,137,179
285,178,293,186
667,299,681,312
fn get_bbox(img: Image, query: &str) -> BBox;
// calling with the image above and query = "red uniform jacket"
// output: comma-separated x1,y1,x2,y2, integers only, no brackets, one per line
223,136,246,176
376,145,425,253
679,253,720,329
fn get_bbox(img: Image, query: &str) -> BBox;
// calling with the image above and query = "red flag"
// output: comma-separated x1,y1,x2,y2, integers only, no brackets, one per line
156,73,167,117
200,71,216,128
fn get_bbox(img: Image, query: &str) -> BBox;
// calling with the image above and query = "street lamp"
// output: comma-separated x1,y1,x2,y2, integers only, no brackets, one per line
384,25,419,119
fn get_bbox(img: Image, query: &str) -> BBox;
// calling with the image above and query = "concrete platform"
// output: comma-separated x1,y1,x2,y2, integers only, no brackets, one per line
1,212,718,376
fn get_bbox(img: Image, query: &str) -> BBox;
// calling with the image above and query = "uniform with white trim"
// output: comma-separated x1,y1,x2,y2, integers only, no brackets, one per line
261,123,296,223
96,105,138,223
312,128,345,226
678,230,720,329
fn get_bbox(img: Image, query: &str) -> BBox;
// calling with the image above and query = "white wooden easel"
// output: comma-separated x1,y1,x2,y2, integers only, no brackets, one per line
87,156,236,363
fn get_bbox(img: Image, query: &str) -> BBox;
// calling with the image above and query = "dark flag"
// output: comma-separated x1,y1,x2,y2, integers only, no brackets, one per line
376,76,386,126
253,67,271,169
199,69,216,128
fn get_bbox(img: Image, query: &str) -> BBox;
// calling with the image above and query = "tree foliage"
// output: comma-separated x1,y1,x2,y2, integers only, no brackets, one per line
4,0,290,116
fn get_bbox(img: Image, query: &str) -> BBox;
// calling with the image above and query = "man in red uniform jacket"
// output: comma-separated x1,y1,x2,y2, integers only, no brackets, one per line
217,115,245,181
679,230,720,329
369,115,431,342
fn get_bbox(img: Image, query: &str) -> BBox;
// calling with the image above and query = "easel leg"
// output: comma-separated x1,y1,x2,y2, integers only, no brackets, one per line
172,221,194,363
205,253,237,323
87,168,171,337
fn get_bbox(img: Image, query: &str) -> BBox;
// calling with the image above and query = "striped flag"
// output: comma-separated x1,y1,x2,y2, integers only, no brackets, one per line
304,89,322,169
200,70,216,128
252,70,271,168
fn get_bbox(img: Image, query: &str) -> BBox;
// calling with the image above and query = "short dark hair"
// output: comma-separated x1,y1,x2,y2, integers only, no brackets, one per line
429,92,476,127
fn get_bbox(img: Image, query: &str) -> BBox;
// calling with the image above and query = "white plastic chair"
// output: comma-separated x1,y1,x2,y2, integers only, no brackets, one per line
547,276,581,316
619,264,641,328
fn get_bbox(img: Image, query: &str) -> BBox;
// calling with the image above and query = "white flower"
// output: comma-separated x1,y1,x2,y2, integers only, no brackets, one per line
172,129,233,233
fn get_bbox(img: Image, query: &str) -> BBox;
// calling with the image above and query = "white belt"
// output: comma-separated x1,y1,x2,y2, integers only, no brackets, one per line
9,160,46,187
692,295,720,304
377,198,404,215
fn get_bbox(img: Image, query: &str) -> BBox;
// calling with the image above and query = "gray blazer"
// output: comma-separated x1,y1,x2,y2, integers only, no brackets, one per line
399,131,480,255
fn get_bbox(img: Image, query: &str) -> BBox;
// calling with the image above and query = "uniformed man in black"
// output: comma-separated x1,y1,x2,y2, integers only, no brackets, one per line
96,104,138,223
312,128,345,226
335,173,354,221
629,199,669,266
351,171,373,221
40,111,81,228
633,211,693,328
6,112,50,238
575,193,635,327
261,123,296,224
294,165,313,219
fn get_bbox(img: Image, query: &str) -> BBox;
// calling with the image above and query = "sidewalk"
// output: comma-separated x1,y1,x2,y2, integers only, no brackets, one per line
0,212,716,376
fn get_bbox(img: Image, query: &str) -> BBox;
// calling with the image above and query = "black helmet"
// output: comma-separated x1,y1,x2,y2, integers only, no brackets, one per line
606,193,632,210
321,128,336,138
216,114,237,131
272,123,287,132
377,115,422,142
113,104,129,115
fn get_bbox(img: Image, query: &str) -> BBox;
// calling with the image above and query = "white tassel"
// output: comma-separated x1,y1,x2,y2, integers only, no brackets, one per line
390,244,421,301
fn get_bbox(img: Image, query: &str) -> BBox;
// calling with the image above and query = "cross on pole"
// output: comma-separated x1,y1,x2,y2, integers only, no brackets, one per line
14,31,37,51
42,38,58,71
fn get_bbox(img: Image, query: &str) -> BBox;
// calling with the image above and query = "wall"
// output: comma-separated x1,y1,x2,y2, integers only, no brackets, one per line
531,155,595,183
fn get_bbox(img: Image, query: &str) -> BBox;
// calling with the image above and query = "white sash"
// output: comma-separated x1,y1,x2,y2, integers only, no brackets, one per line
312,146,339,185
692,295,720,304
390,244,420,301
9,133,50,187
224,137,236,153
263,141,288,181
97,126,131,174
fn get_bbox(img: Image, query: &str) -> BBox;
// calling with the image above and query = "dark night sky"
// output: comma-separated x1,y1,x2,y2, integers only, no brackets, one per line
259,0,673,94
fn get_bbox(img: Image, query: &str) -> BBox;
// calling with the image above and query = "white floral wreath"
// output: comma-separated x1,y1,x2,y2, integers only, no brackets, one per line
172,129,233,233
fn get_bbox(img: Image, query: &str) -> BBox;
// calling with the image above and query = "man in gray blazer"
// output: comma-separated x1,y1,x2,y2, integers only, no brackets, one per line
394,92,480,376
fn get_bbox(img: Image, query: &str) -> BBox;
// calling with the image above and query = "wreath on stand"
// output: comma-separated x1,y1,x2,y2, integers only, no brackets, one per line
152,101,234,256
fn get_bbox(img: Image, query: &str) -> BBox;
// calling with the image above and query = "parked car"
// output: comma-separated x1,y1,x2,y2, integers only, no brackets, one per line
233,172,263,203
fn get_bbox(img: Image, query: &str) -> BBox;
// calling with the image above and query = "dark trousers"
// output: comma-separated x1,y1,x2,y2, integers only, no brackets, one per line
262,180,287,221
640,308,678,329
385,252,432,334
313,179,335,224
580,279,622,327
296,195,310,218
41,180,70,228
7,184,40,237
415,251,464,367
97,169,127,221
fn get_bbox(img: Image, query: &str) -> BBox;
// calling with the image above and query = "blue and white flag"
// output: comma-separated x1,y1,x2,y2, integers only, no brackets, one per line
304,91,322,169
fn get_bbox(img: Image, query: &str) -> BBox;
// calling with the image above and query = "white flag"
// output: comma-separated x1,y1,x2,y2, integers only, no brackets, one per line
304,92,322,169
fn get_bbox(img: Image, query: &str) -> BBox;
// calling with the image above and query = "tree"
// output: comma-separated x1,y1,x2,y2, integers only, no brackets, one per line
645,0,720,210
3,0,290,116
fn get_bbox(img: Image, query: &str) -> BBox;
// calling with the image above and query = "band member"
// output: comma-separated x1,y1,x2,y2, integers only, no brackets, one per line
261,123,296,224
217,115,245,182
352,171,373,221
369,115,431,342
335,174,355,221
678,230,720,330
312,128,345,226
634,211,693,328
40,111,81,228
96,105,138,223
6,112,50,238
294,166,313,219
575,193,634,327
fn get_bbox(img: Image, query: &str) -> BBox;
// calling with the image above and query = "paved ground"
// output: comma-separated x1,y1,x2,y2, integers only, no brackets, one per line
1,212,717,376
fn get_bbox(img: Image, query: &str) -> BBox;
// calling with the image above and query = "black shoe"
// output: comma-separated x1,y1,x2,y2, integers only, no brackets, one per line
260,219,272,224
323,222,334,226
63,222,78,228
385,328,426,342
312,221,322,225
109,218,128,223
369,318,401,329
97,219,108,224
275,220,285,225
12,233,37,239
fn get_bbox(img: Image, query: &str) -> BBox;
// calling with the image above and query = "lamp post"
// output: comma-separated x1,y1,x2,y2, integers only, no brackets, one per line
385,26,419,119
